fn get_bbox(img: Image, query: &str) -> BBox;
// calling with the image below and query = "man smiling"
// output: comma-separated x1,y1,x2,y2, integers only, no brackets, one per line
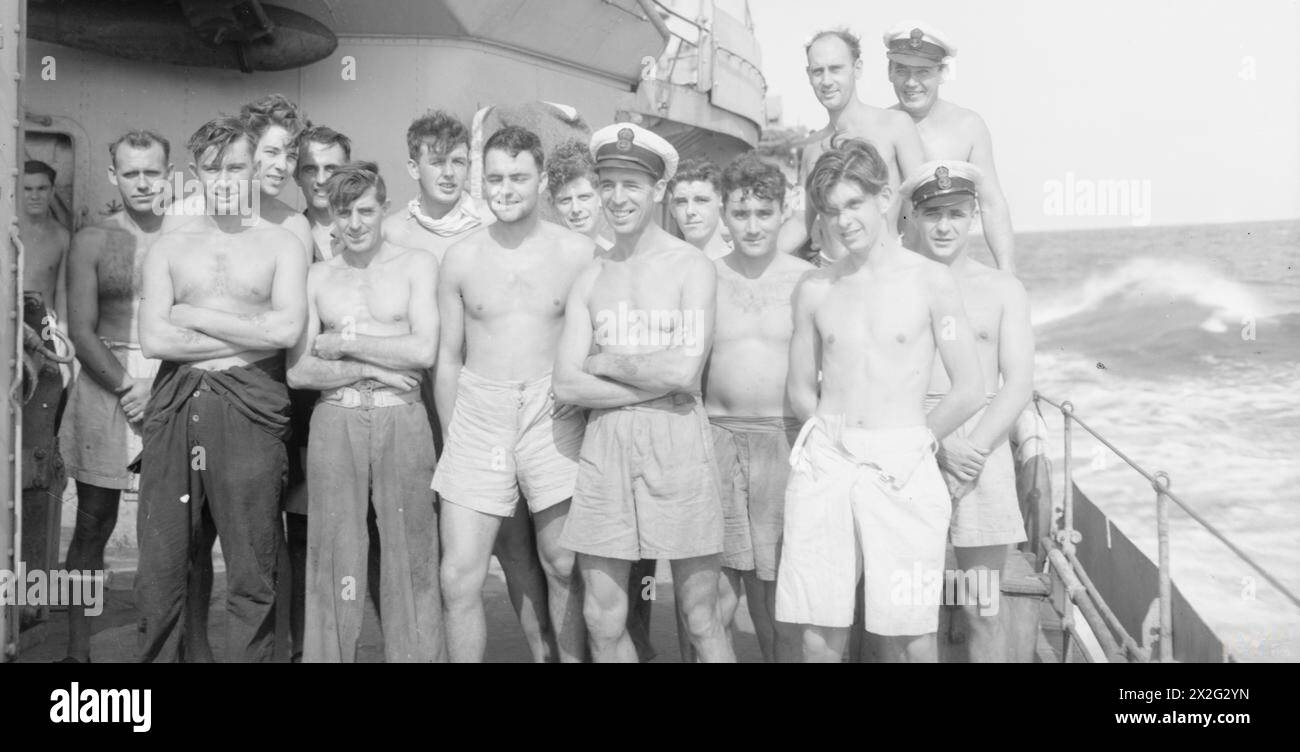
884,21,1016,271
777,29,925,262
555,123,733,663
294,125,352,261
240,94,314,261
433,126,593,663
288,162,443,662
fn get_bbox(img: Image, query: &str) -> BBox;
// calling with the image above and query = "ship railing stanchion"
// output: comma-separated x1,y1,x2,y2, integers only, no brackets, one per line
1154,471,1173,662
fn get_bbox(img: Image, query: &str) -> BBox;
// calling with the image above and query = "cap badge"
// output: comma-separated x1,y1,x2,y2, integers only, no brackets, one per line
908,28,924,49
616,128,635,152
935,166,951,190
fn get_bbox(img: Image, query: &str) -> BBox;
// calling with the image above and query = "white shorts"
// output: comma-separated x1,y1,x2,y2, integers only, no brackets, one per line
923,395,1028,548
431,368,584,517
775,417,951,636
59,339,160,491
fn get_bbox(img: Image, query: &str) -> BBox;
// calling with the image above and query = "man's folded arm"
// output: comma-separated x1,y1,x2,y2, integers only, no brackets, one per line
552,266,666,409
287,267,370,390
175,244,308,350
138,241,244,361
585,254,716,393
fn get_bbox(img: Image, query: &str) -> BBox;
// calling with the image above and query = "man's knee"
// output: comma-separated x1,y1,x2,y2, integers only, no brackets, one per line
680,597,723,641
539,546,576,584
583,596,627,645
439,552,488,605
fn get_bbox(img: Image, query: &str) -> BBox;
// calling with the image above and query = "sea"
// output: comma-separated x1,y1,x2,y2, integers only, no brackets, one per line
970,218,1300,662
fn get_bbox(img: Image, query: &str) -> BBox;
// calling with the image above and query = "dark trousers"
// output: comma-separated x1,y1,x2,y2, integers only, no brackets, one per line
136,385,287,662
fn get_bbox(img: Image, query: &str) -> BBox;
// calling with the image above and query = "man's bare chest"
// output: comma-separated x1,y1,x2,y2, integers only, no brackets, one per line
716,275,794,342
816,284,930,351
318,269,410,327
172,244,275,303
98,229,150,300
463,257,573,320
917,118,973,161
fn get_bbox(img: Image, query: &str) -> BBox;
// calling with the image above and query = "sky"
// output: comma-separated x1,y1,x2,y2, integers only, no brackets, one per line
747,0,1300,231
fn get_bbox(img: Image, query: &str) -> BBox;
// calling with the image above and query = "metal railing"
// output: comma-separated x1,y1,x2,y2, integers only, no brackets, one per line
1035,391,1300,662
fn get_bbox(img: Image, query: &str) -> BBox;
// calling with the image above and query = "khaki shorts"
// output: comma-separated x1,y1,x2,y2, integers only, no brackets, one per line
431,368,583,517
59,339,160,491
775,417,950,636
710,416,801,581
924,394,1028,548
561,394,724,561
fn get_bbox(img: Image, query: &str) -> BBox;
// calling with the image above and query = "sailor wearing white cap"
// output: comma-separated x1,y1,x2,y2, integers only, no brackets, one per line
905,158,1034,664
556,123,734,663
775,28,925,265
885,20,1017,272
589,122,679,183
899,159,982,209
883,20,957,66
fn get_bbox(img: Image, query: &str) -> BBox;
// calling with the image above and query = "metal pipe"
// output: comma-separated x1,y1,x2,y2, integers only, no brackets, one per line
1048,549,1126,662
634,0,672,41
1066,549,1150,662
1060,399,1076,555
1035,392,1300,611
1155,471,1173,662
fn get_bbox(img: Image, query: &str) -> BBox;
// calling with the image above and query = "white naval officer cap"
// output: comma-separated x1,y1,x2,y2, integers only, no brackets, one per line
589,122,679,183
899,160,983,208
883,20,957,65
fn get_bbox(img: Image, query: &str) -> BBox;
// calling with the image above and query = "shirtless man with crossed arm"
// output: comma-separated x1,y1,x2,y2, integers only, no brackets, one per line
555,123,733,663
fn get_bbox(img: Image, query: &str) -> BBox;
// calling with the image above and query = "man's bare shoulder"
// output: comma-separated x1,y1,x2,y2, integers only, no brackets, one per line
773,252,817,277
662,237,716,276
259,196,297,223
307,258,335,281
978,263,1027,302
570,258,605,299
882,107,921,137
279,210,311,235
912,254,966,299
248,219,301,245
383,241,437,274
443,224,492,262
72,219,114,250
940,99,985,126
794,264,837,303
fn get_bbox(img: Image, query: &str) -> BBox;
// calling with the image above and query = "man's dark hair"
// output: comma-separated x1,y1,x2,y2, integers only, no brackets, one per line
806,138,889,215
546,139,597,194
107,130,170,167
187,116,255,164
667,158,722,196
483,125,544,172
805,28,862,62
406,110,470,161
721,152,786,207
240,93,310,150
325,161,386,213
297,125,352,168
24,160,56,184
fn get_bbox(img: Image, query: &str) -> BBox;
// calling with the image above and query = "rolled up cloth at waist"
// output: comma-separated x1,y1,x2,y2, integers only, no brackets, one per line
627,392,699,411
145,354,290,442
320,380,422,409
922,391,998,410
708,415,803,434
